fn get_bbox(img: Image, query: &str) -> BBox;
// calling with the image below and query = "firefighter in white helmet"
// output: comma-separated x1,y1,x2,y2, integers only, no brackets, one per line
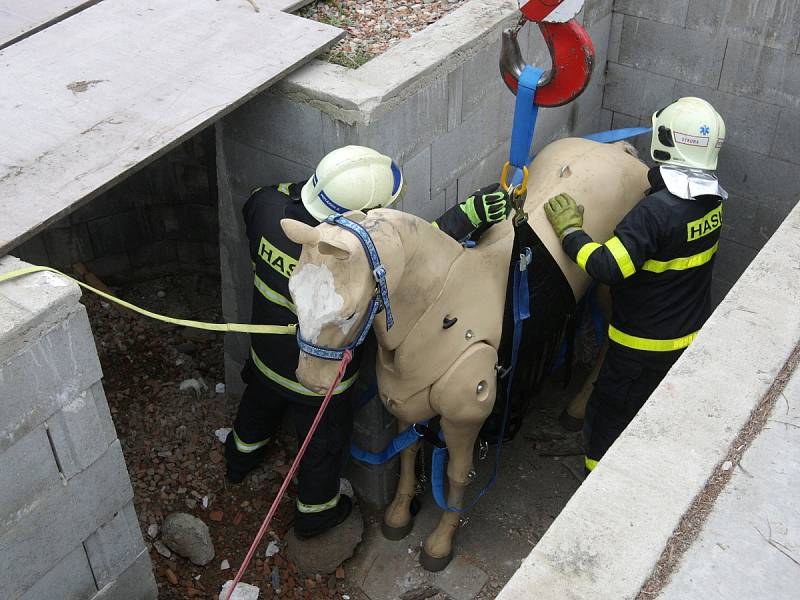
225,145,509,538
544,97,727,474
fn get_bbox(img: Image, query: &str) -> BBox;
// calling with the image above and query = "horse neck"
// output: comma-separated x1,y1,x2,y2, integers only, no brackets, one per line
371,210,463,351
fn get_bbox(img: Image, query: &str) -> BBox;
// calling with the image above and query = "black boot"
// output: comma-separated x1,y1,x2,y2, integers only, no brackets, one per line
224,431,269,484
294,495,353,540
558,408,584,432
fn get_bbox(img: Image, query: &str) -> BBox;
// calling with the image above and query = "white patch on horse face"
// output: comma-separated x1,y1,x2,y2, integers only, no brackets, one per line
290,263,359,344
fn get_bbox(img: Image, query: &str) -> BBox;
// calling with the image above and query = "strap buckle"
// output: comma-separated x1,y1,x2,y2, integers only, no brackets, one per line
413,423,446,449
372,265,387,283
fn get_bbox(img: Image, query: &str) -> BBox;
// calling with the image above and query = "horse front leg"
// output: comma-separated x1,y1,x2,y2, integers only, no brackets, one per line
421,343,498,571
382,419,420,540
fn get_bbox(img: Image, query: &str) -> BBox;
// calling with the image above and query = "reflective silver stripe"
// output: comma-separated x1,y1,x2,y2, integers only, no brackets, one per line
254,273,296,313
250,348,358,396
233,431,269,454
297,493,340,514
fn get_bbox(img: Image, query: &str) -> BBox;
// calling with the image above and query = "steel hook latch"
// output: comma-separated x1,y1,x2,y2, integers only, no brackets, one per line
499,0,595,108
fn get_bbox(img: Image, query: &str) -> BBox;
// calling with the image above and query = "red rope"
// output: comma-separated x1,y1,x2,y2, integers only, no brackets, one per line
223,349,354,600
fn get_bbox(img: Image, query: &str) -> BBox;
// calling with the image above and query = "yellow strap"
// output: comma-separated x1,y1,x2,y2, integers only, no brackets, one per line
0,266,296,335
608,324,698,352
250,348,358,396
576,242,602,271
585,456,598,472
605,236,636,279
642,242,719,273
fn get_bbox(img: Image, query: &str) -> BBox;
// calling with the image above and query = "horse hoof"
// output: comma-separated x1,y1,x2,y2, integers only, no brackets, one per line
381,519,414,541
419,548,453,572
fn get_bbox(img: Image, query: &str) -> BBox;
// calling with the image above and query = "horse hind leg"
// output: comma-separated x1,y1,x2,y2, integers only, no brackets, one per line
382,419,421,540
421,343,497,571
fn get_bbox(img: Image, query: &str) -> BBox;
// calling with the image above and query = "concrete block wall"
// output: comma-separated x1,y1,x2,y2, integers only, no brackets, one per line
12,129,219,285
604,0,800,302
217,0,613,505
0,256,156,600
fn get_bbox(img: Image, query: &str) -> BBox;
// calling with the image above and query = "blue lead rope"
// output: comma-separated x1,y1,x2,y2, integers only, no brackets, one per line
350,420,429,465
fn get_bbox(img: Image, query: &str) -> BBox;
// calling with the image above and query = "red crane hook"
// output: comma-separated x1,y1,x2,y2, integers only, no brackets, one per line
499,0,595,107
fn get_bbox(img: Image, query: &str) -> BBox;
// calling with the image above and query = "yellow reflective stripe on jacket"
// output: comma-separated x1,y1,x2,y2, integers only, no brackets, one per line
576,242,602,271
608,325,698,352
277,182,292,196
605,236,636,279
642,242,719,273
254,273,296,314
297,494,340,514
585,457,598,472
233,431,269,454
250,348,358,396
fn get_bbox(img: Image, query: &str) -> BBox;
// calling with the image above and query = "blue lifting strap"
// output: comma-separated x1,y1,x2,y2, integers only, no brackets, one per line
350,420,429,465
509,66,545,188
583,126,652,144
432,247,532,512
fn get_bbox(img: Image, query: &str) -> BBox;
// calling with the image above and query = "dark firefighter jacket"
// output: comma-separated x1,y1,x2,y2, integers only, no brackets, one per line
562,167,724,353
243,181,478,402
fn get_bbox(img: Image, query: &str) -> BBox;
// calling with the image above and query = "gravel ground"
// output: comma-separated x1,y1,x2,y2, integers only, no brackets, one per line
83,274,358,600
298,0,470,68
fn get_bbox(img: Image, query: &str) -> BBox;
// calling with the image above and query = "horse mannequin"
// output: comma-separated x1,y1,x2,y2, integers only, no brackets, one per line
281,138,649,571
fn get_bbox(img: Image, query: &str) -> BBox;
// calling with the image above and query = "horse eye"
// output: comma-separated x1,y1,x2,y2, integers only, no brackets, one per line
345,312,356,321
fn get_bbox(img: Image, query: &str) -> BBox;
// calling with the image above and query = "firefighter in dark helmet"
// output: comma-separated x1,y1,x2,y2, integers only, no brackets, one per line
544,97,728,474
227,145,509,538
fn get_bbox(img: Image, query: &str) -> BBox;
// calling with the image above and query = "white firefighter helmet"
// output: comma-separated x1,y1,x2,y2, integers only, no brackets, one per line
300,146,405,222
651,97,726,171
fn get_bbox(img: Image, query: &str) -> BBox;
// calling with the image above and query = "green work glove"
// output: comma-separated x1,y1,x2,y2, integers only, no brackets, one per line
544,193,584,241
459,184,510,228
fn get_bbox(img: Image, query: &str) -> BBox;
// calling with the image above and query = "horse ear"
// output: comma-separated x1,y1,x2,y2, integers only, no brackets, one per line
281,219,320,246
318,238,353,261
342,210,367,223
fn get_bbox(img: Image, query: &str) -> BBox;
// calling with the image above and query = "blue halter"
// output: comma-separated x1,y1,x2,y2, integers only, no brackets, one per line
296,215,394,361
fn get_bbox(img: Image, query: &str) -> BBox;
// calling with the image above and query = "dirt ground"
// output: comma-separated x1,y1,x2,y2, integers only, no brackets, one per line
82,273,591,599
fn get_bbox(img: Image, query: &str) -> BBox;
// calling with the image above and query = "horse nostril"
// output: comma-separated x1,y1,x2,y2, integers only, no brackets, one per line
443,316,458,329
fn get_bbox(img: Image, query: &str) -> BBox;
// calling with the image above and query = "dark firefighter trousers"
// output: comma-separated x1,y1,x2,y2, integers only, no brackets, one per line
229,377,354,516
584,342,683,469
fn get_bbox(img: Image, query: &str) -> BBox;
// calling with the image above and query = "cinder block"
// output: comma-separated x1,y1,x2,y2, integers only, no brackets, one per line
0,426,60,531
447,65,464,131
456,144,508,201
223,91,326,167
396,146,429,214
86,209,151,255
20,545,98,600
614,0,690,27
716,143,800,208
607,13,623,63
583,0,613,27
84,252,132,284
430,91,514,196
218,132,312,194
610,112,650,159
604,59,678,119
771,108,800,165
10,234,49,266
70,440,134,538
1,306,103,452
320,111,360,152
713,237,760,301
224,354,246,400
618,16,727,86
84,502,147,588
719,40,800,110
41,222,94,269
461,38,504,121
357,76,449,164
673,81,781,156
93,549,157,600
46,383,117,479
530,104,574,154
406,169,448,222
345,456,399,510
0,474,80,598
686,0,800,51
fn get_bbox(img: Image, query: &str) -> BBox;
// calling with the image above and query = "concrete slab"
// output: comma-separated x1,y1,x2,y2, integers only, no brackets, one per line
0,0,343,255
659,365,800,600
0,0,98,49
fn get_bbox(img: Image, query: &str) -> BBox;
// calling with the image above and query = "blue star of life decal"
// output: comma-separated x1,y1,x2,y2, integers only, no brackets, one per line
699,125,711,135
